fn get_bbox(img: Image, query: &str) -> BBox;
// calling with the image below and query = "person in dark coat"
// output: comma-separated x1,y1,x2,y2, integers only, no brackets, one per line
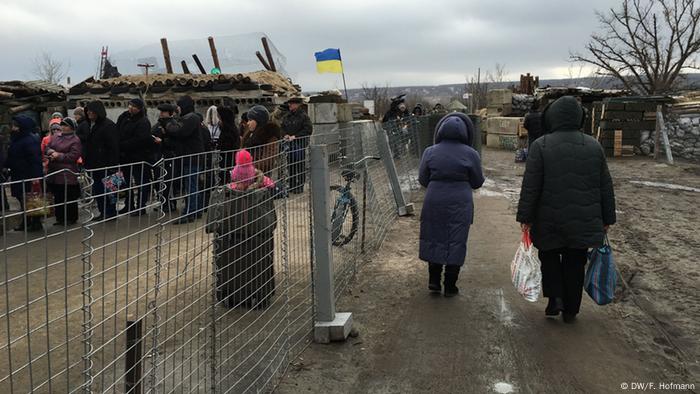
517,96,616,323
117,98,153,216
418,113,485,297
3,115,44,231
281,97,313,193
242,105,280,176
83,100,120,221
151,103,179,212
217,105,240,183
46,117,82,225
523,100,543,147
171,95,205,224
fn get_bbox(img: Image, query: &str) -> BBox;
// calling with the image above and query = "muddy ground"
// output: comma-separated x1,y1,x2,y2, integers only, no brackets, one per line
277,148,699,393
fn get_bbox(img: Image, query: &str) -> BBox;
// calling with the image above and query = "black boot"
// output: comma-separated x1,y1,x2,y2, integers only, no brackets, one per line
545,297,564,317
428,263,442,294
444,266,460,297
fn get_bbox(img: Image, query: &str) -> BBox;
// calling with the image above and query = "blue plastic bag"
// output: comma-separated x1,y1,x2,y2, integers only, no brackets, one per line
585,237,617,305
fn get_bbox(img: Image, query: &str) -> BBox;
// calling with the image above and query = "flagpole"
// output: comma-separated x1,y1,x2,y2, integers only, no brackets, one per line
339,49,349,102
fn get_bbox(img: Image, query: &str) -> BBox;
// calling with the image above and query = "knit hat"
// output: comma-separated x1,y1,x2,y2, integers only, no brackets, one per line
157,103,176,113
129,98,145,110
229,149,257,189
60,117,78,130
73,107,85,118
246,105,269,126
50,123,62,131
51,112,63,119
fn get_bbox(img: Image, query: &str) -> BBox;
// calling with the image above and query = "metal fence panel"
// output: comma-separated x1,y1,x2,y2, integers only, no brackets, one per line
0,120,420,393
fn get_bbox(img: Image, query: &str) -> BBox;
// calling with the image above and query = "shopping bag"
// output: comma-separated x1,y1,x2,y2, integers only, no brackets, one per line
25,181,53,217
510,231,542,302
584,237,617,305
102,171,125,204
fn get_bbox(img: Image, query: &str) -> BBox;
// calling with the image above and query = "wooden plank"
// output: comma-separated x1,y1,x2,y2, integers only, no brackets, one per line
654,105,661,160
160,38,174,74
614,130,623,157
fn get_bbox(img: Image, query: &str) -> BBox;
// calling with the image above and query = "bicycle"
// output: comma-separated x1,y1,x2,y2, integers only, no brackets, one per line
330,156,381,246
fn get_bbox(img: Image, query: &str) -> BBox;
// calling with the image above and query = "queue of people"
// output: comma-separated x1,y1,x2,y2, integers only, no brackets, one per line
0,94,314,231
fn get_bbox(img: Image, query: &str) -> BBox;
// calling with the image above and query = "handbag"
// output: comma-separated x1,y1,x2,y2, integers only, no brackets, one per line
584,236,618,305
102,170,125,204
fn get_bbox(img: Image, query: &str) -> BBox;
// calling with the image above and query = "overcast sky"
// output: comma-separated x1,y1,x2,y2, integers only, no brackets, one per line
0,0,615,91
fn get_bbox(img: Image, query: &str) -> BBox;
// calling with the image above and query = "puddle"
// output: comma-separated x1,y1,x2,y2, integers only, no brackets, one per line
493,382,515,393
496,289,517,328
630,181,700,193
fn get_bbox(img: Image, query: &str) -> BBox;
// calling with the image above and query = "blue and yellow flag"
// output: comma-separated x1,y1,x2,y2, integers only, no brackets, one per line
314,48,343,74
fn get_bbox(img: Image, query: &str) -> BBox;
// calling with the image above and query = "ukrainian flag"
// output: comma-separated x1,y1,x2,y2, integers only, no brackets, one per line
315,48,343,74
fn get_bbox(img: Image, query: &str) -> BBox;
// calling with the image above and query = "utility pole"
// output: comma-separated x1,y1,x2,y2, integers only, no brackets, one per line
138,63,155,76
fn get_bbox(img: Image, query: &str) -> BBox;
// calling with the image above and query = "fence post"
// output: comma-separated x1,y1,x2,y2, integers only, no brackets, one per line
125,318,143,394
374,126,414,216
208,151,220,393
146,159,167,392
310,144,353,343
78,170,94,393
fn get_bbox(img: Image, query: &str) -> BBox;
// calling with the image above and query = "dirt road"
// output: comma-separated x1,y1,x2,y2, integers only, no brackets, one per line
277,148,699,393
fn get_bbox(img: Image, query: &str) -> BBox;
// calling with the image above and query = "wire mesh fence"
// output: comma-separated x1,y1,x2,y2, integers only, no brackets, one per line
0,118,424,393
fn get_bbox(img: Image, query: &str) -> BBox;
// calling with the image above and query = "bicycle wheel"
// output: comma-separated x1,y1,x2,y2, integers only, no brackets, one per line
330,186,359,246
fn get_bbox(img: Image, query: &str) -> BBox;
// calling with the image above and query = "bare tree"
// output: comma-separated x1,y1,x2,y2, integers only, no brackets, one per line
32,51,68,84
487,63,508,84
465,72,488,113
361,83,391,117
571,0,700,95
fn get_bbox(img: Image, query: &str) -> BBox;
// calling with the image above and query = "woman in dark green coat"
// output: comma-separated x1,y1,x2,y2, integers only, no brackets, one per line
517,96,616,323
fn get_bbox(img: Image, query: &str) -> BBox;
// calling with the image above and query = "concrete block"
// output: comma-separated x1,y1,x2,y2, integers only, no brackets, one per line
398,203,415,216
309,103,339,124
487,104,512,117
337,104,354,123
486,117,523,135
488,89,513,106
314,312,353,343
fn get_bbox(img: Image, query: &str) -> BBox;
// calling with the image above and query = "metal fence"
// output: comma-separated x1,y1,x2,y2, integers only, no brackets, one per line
0,117,426,393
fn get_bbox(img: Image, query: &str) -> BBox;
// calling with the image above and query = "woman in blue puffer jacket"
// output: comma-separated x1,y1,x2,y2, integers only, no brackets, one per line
418,113,485,296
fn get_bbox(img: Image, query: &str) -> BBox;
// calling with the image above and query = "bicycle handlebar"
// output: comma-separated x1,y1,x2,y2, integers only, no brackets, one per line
338,155,381,168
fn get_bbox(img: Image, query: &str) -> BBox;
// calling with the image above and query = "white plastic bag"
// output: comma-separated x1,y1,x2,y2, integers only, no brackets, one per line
510,231,542,302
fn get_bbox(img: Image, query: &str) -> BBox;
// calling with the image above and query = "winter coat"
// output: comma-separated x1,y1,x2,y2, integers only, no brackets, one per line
151,117,179,160
523,111,543,147
242,122,280,174
217,106,240,171
46,132,82,185
281,109,313,138
382,107,410,123
166,111,204,157
83,101,120,170
4,116,43,198
516,96,616,251
117,110,153,164
418,113,485,266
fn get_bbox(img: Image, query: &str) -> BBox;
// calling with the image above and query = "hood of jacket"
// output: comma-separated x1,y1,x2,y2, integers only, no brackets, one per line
177,96,195,116
85,100,107,122
434,112,474,146
542,96,584,134
12,115,36,136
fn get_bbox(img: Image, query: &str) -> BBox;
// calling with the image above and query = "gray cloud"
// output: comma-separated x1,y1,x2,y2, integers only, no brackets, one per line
0,0,613,90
